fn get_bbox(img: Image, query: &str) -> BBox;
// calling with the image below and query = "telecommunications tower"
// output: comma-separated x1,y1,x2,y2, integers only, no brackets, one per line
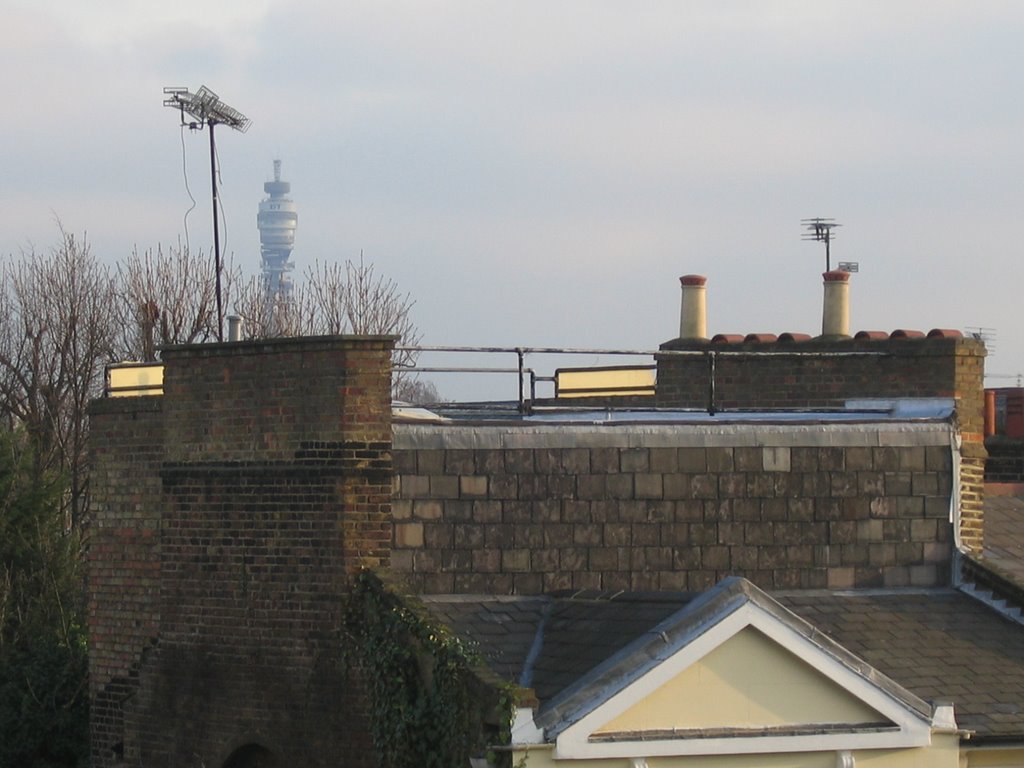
257,160,298,302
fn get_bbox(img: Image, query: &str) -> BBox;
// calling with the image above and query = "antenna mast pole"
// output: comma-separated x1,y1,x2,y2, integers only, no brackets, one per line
163,85,250,343
208,121,224,340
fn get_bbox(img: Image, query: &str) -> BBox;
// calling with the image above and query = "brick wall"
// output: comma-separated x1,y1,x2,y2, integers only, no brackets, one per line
656,336,984,430
985,437,1024,483
88,336,393,768
392,423,956,594
87,396,163,767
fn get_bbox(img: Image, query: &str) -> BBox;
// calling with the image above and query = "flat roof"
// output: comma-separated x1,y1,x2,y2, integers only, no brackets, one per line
394,398,956,427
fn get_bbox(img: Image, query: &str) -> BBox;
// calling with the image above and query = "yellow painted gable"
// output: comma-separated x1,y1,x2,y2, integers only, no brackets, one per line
595,626,887,734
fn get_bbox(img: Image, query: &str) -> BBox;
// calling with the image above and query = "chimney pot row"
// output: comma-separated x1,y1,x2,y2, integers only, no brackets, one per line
678,271,858,341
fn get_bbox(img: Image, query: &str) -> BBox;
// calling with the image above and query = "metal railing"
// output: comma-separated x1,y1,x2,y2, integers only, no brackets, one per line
395,345,893,414
395,345,668,410
104,343,895,415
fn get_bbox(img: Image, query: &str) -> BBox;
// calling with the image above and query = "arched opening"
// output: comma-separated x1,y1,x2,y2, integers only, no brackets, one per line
222,743,279,768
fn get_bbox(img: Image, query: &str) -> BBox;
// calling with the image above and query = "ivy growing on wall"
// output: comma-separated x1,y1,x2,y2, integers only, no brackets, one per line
342,570,513,768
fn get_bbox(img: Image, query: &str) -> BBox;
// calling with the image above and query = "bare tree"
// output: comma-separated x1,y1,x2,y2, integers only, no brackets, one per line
231,273,315,339
230,256,425,397
393,377,445,405
114,243,239,360
116,248,426,397
0,236,435,528
0,229,119,527
302,258,416,340
303,257,422,395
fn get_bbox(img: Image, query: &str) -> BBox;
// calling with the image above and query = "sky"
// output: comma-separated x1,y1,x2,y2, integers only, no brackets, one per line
3,1,1024,399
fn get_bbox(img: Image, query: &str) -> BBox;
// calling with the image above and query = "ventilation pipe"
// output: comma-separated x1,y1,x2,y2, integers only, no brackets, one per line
821,270,851,338
679,275,708,340
227,315,244,342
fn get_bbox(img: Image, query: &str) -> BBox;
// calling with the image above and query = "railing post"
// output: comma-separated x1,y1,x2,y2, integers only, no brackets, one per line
707,350,717,415
517,348,526,413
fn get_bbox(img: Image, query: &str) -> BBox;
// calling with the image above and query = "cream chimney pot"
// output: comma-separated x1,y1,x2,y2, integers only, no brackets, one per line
679,275,708,340
821,270,851,338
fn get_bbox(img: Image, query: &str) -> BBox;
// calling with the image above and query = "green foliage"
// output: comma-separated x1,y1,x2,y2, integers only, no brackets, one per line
343,571,510,768
0,429,89,767
0,625,89,768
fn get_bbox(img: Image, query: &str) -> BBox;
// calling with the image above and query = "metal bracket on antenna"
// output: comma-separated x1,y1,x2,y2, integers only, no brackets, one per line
162,85,251,133
802,217,842,272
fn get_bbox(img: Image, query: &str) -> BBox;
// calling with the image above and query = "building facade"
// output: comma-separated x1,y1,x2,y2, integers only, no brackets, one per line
88,306,1022,767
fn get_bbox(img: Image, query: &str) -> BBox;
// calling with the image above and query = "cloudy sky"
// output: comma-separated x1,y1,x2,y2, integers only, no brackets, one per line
3,2,1024,397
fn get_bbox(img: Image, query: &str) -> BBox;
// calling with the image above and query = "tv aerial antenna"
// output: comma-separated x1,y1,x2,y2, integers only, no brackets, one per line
802,217,841,272
966,326,997,355
163,86,251,341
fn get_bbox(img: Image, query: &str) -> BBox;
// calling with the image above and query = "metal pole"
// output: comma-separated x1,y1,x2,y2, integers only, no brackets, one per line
707,351,717,416
208,120,224,342
825,233,831,272
517,348,525,413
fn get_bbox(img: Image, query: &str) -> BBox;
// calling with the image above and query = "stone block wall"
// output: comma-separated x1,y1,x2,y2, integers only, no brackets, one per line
656,335,987,552
392,423,956,594
88,336,393,768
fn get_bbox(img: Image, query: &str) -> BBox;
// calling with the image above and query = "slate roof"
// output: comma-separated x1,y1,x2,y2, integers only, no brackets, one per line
981,493,1024,585
422,592,688,702
778,589,1024,743
423,586,1024,744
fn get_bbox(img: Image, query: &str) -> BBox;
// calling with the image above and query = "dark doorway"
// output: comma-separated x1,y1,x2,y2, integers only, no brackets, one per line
222,744,279,768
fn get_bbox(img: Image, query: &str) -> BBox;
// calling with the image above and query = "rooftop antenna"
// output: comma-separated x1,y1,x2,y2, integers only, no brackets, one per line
966,326,997,355
802,217,841,272
163,86,251,341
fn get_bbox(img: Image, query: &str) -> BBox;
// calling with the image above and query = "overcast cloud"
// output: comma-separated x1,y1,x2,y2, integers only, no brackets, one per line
3,2,1024,397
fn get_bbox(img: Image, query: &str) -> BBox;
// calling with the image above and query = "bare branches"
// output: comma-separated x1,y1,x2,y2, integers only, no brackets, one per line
301,256,422,395
0,238,434,537
0,229,118,528
226,255,425,397
295,257,419,343
232,273,316,339
393,377,444,405
113,243,230,360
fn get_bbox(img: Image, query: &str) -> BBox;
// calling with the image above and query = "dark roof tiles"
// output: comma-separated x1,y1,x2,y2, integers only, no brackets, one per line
776,590,1024,741
422,591,689,701
982,494,1024,584
425,587,1024,742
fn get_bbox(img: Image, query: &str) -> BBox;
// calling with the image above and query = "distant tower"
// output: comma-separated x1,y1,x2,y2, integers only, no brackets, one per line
257,160,298,305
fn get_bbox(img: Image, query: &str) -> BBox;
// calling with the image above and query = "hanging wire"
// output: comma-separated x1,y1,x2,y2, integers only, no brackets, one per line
214,140,229,258
179,124,197,252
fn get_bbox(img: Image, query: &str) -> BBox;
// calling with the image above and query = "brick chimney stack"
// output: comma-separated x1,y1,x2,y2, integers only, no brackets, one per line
821,270,851,338
679,274,708,340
